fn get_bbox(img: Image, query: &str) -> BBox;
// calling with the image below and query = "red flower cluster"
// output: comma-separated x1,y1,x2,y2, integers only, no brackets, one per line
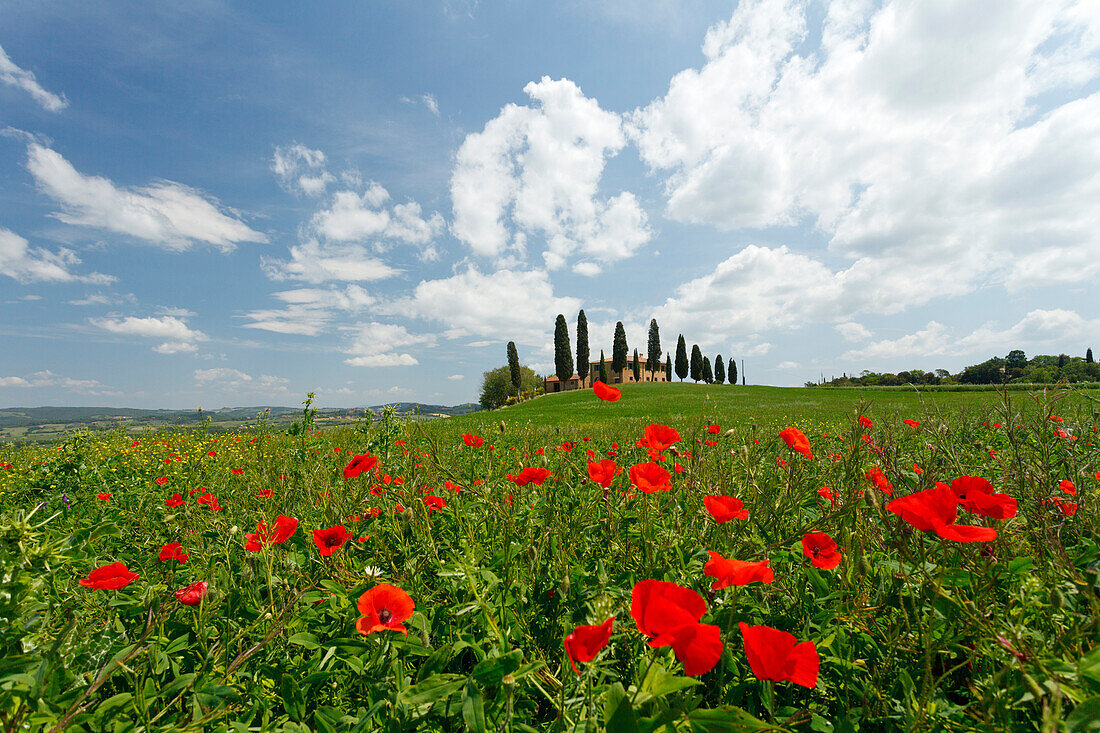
175,581,208,607
632,580,722,676
886,486,997,542
462,433,483,448
164,493,185,508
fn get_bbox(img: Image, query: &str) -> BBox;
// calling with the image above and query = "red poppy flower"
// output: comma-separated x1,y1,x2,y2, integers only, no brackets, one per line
356,584,415,635
903,419,922,427
207,497,225,511
79,562,139,591
158,542,189,564
343,453,379,480
507,467,552,487
817,486,835,506
704,495,748,523
587,459,619,488
564,617,614,675
673,462,683,473
592,380,621,402
422,495,446,513
1059,480,1077,496
1050,415,1064,423
462,434,483,448
858,415,873,429
244,515,299,551
707,424,721,434
207,451,216,457
1051,497,1077,516
96,492,111,501
864,467,893,495
704,551,773,589
155,476,169,485
197,493,214,505
631,580,722,675
312,525,352,556
886,486,996,542
165,493,185,508
231,468,244,475
257,489,274,499
739,623,819,688
801,532,842,569
643,424,680,452
629,462,673,493
175,581,208,607
779,427,813,459
949,476,1017,519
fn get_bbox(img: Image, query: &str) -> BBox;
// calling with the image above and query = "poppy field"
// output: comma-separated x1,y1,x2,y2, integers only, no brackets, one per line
1,384,1098,732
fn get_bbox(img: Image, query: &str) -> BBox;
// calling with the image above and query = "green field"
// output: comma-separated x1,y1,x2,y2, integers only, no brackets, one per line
0,383,1097,732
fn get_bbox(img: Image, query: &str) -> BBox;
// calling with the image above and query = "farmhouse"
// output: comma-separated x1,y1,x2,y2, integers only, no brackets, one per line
544,353,668,393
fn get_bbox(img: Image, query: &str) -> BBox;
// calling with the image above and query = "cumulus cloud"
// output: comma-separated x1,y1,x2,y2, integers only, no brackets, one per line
629,0,1100,327
447,374,464,380
835,322,872,342
344,322,435,367
242,284,375,336
0,227,114,284
26,143,266,251
261,239,400,284
311,187,444,252
379,267,582,348
0,370,117,395
0,44,67,112
271,143,335,197
193,368,289,391
451,76,651,270
91,315,208,354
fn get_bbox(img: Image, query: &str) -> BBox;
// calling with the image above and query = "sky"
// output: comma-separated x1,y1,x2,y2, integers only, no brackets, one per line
1,0,1098,410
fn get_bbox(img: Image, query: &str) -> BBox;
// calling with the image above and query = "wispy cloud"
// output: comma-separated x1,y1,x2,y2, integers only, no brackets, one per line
0,43,67,112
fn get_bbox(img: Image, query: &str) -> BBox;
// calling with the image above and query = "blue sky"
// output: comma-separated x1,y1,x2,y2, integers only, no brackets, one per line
2,0,1098,409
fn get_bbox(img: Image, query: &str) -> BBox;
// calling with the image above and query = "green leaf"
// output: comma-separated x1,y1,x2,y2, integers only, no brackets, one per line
641,664,700,699
418,644,454,682
195,684,241,707
462,680,487,733
604,682,639,733
93,692,133,721
1080,647,1100,689
288,632,321,650
686,705,781,732
471,649,523,687
1067,696,1100,732
281,675,306,722
399,673,467,706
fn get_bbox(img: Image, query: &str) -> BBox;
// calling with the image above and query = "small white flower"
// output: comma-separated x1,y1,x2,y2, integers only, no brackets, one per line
364,566,384,578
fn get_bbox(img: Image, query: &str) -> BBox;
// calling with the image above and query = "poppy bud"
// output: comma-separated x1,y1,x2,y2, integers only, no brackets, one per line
1023,673,1045,700
857,554,871,576
560,576,571,594
724,429,736,437
1050,587,1064,610
230,525,239,535
499,421,506,433
502,674,516,686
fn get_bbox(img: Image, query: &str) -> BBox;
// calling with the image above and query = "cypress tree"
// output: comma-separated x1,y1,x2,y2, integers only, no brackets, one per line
1087,347,1094,364
506,341,521,397
647,319,661,375
612,322,628,375
675,335,688,381
1058,353,1067,369
702,356,713,383
690,344,703,382
576,310,590,382
665,354,672,381
599,350,609,383
741,359,745,386
554,314,573,383
633,348,641,382
715,353,724,384
729,358,737,386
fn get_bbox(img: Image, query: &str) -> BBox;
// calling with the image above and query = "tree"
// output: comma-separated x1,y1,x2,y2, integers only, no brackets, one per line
675,335,688,381
576,310,590,382
690,344,703,382
729,358,737,386
741,360,745,386
647,319,662,375
1005,349,1026,380
554,314,573,383
665,354,672,381
632,348,641,382
612,322,628,375
702,356,713,383
1086,347,1094,364
1057,353,1067,369
715,354,725,384
506,341,521,397
480,364,541,410
599,350,609,383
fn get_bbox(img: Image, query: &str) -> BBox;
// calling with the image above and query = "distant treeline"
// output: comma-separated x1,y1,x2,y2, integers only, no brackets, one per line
808,349,1099,388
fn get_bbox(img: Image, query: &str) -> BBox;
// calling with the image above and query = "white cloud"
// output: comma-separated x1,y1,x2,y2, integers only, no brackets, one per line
91,315,207,354
630,0,1100,315
0,370,117,395
0,227,114,284
422,93,440,116
344,322,435,368
194,368,289,392
242,284,375,336
776,360,799,369
68,294,112,306
312,188,444,250
447,374,464,380
26,143,266,251
380,267,582,348
271,143,335,197
261,238,400,284
835,321,872,342
451,76,651,270
0,44,67,112
0,376,30,387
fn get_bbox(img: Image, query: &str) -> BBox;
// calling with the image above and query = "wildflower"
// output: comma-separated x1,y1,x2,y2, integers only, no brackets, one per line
244,515,299,551
739,623,819,688
158,542,189,564
175,581,208,607
231,468,244,475
779,427,813,459
313,525,352,556
704,495,748,523
903,419,922,427
707,424,721,434
96,492,111,501
564,617,614,675
257,489,274,499
801,532,842,569
462,434,483,448
631,579,722,676
643,424,680,452
913,463,923,474
865,467,893,495
886,486,996,542
592,381,621,401
1050,415,1064,423
507,467,551,486
817,486,835,506
1050,497,1078,516
858,415,873,429
587,459,619,488
155,476,169,485
704,552,773,589
629,462,673,494
79,562,139,590
422,495,446,513
949,476,1017,519
343,453,379,480
165,493,185,508
356,584,414,635
1059,480,1076,496
704,439,717,447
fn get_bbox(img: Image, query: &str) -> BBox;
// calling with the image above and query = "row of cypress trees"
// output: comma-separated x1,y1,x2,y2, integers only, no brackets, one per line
551,312,744,386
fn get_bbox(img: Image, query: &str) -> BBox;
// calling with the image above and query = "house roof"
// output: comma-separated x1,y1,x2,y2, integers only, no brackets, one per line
544,374,581,383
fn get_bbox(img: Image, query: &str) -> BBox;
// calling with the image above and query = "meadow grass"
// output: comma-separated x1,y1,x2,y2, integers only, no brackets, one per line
0,384,1097,732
